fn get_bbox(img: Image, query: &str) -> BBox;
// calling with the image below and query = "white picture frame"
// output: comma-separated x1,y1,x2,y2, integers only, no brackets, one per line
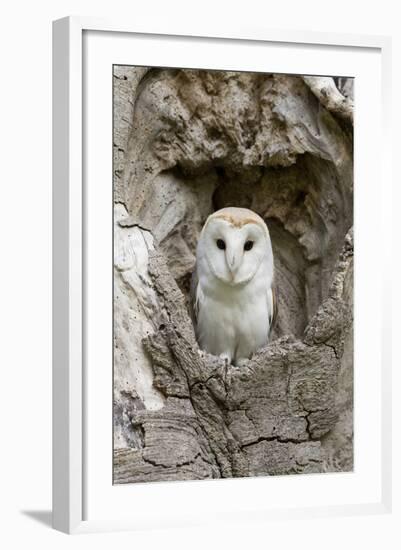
52,16,392,534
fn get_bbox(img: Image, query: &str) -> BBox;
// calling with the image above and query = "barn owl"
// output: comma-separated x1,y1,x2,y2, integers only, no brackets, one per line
191,207,277,366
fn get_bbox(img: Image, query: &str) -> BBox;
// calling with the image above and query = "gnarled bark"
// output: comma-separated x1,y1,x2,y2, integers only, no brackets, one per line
113,67,354,483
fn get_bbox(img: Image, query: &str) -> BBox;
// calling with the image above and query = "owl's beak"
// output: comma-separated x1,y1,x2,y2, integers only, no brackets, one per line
226,239,243,280
227,253,240,278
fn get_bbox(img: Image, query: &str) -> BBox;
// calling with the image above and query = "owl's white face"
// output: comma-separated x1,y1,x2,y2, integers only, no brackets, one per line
198,211,273,287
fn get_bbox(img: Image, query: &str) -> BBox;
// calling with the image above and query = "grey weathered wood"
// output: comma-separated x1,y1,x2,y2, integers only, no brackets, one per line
113,67,354,482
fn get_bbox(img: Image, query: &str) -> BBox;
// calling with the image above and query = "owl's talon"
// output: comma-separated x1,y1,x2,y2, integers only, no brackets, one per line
219,353,231,365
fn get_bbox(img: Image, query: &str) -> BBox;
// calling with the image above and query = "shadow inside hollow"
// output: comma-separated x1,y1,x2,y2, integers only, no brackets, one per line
21,510,52,528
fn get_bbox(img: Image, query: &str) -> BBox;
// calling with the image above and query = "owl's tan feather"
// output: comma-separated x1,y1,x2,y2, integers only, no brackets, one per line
268,283,279,333
204,207,268,233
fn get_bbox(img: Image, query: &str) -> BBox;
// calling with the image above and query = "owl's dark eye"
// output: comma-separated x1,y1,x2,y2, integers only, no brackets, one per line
244,240,254,251
216,239,226,250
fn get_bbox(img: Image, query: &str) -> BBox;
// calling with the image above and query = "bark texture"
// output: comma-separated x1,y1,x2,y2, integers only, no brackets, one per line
113,67,354,483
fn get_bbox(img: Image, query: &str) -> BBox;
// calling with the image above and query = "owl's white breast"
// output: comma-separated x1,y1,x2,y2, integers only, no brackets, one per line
195,260,272,364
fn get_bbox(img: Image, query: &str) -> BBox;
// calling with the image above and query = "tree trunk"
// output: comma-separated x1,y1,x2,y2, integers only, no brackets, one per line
113,67,354,483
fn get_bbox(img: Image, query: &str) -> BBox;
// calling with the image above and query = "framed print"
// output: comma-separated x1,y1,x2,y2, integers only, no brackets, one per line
52,17,392,534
